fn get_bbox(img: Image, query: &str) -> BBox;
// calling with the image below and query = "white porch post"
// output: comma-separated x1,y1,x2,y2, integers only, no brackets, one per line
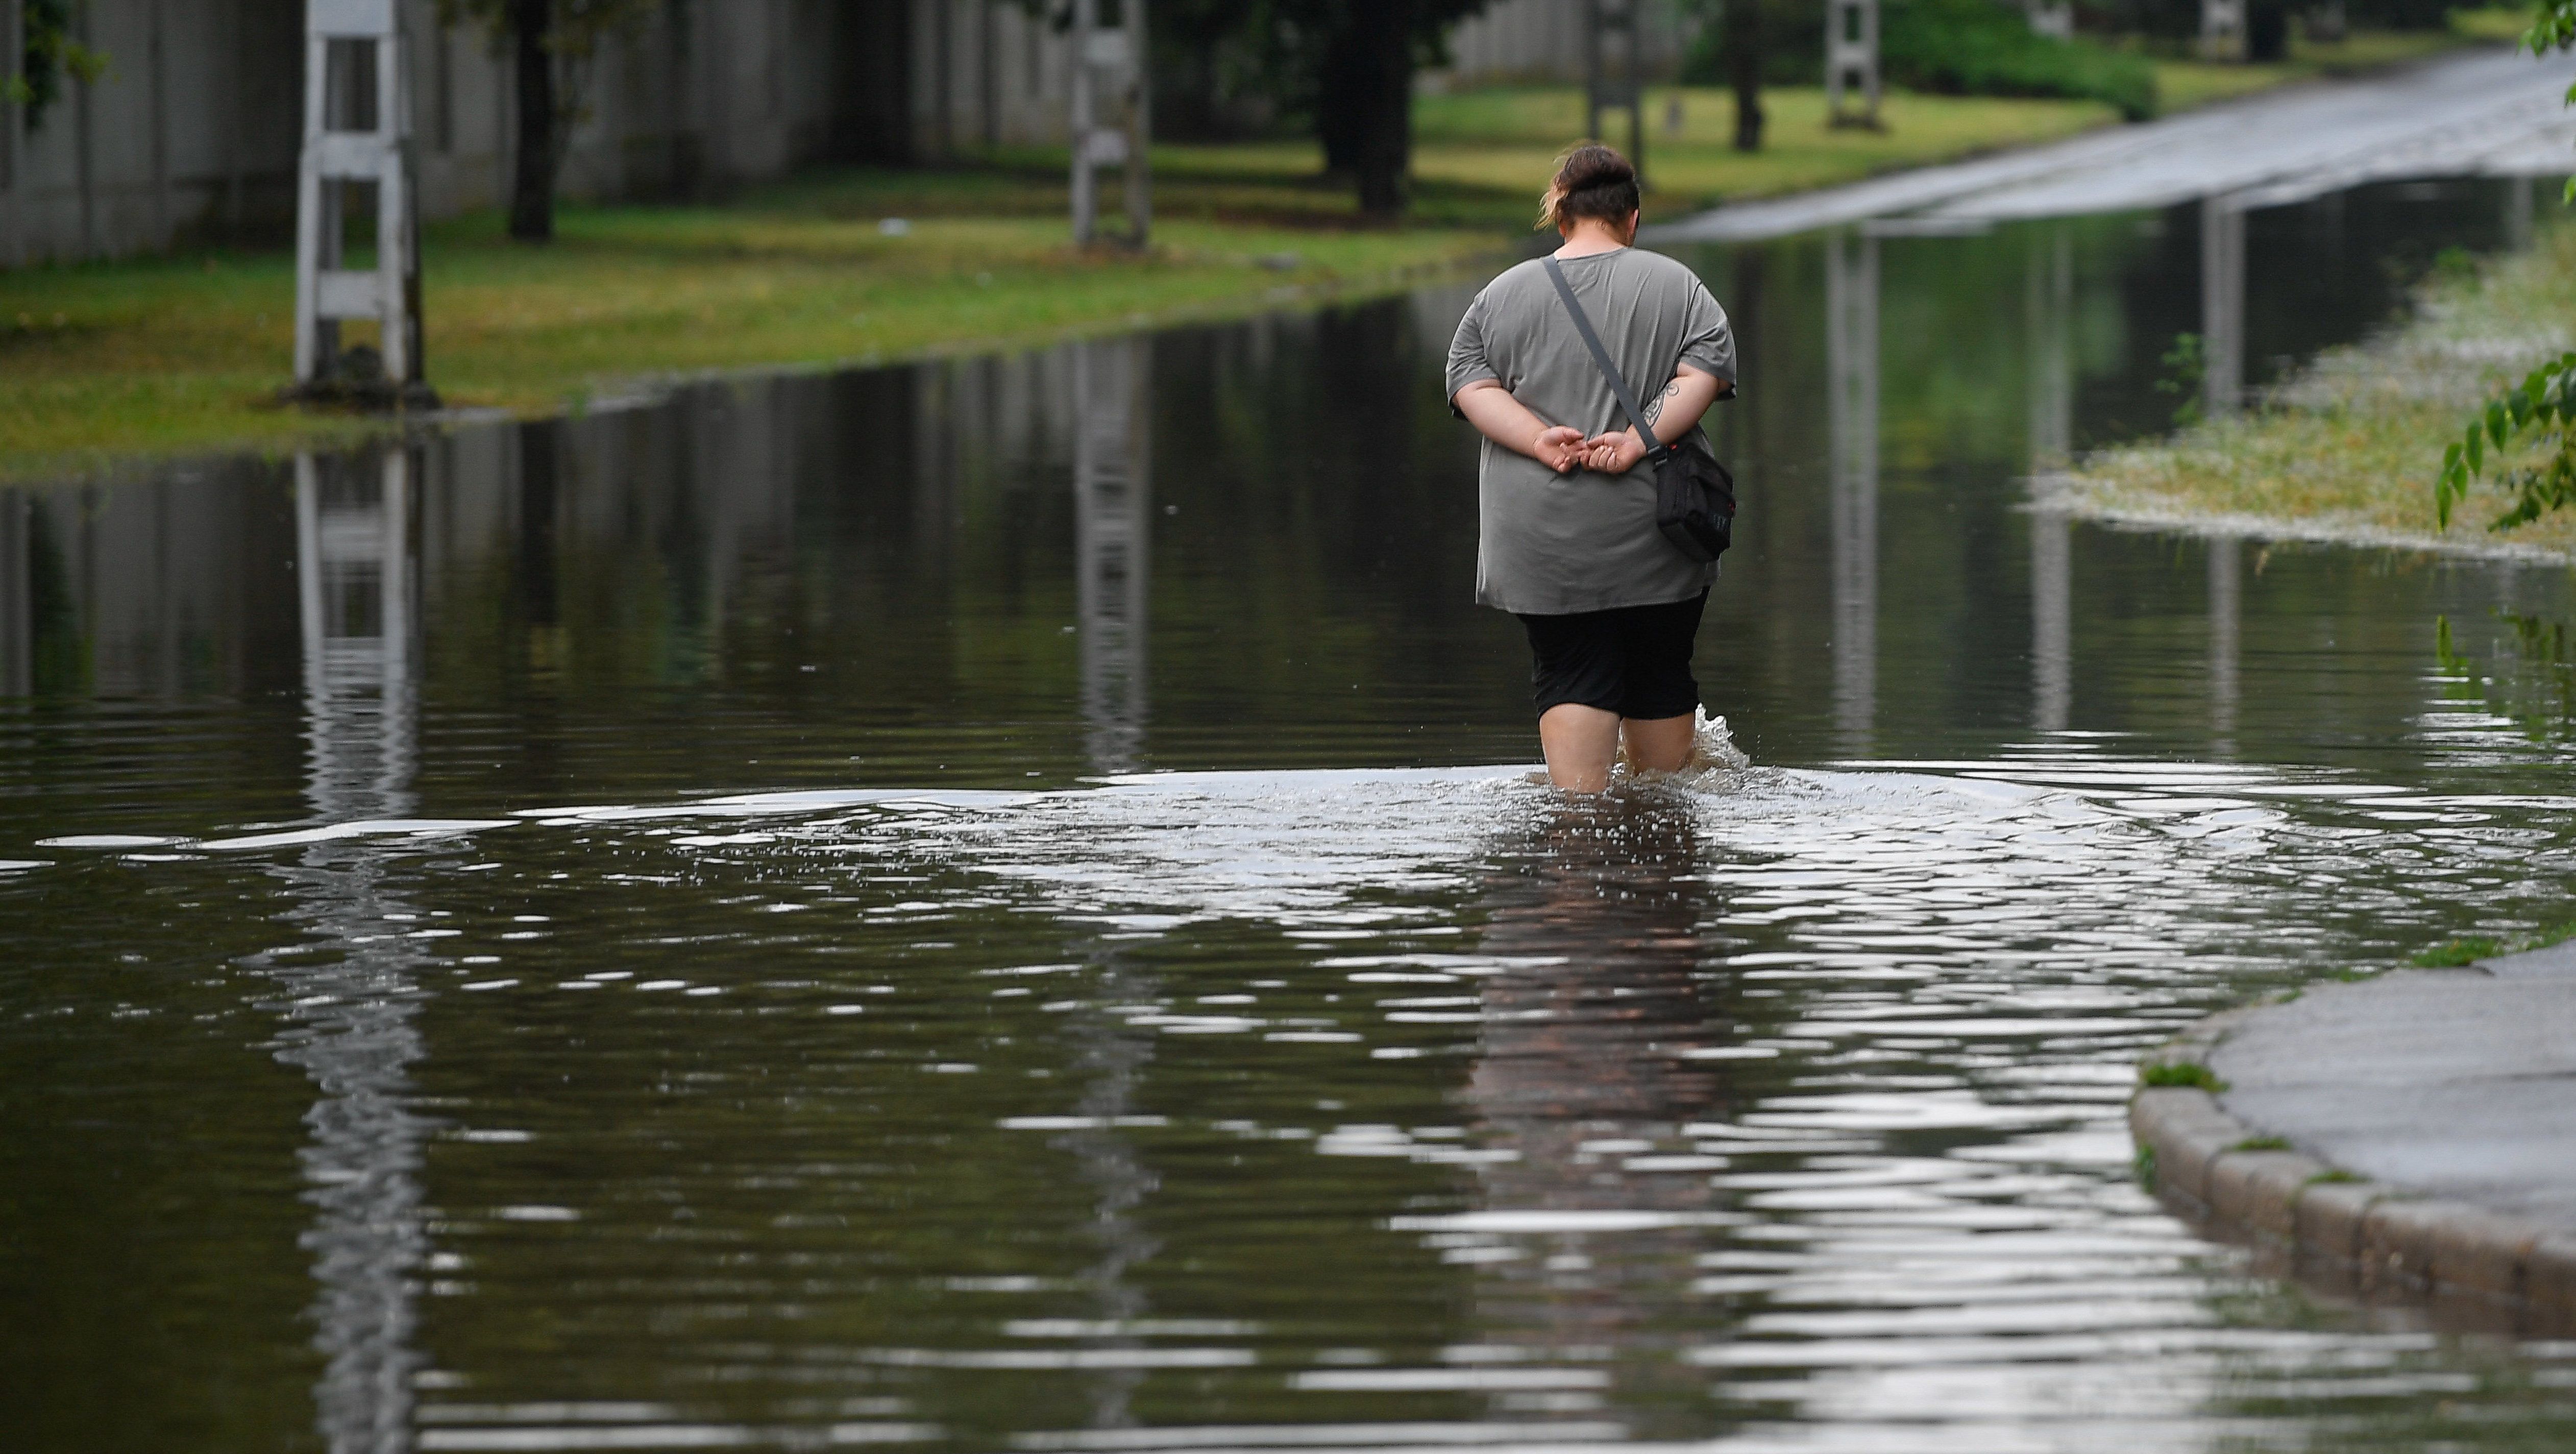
295,0,433,404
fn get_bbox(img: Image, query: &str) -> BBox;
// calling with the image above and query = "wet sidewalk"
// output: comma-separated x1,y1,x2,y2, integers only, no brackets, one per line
2132,944,2576,1330
1655,45,2576,242
2215,946,2576,1227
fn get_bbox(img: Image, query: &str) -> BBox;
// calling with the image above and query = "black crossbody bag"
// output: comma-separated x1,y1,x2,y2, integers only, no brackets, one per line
1540,256,1735,563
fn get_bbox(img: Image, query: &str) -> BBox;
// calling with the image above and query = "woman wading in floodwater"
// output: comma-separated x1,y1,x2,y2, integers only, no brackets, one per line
1449,145,1736,794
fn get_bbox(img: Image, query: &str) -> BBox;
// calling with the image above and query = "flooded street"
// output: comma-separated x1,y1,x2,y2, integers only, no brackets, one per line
10,178,2576,1451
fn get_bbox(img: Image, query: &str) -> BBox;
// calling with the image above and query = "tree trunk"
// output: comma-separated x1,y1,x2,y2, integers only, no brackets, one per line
1319,5,1414,216
1726,0,1763,153
1316,42,1362,175
509,0,555,242
2247,0,2290,62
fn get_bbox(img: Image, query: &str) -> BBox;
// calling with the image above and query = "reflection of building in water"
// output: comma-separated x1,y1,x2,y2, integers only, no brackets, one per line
0,469,299,698
2208,534,2240,751
1827,230,1880,753
2201,193,2246,420
1462,801,1729,1396
1074,338,1151,774
272,447,436,1454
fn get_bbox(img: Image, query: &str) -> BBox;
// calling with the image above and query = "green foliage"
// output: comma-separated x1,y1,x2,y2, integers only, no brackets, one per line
2140,1060,2227,1090
2412,936,2503,966
2155,331,2206,427
2231,1135,2293,1151
1884,0,2160,120
2434,609,2576,743
2436,1,2576,525
2433,350,2576,528
7,0,111,135
2132,1142,2157,1191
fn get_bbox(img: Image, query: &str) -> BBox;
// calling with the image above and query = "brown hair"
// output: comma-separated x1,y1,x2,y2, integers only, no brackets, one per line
1537,144,1640,232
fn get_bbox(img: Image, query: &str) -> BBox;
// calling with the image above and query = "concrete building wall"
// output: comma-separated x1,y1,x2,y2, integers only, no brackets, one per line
0,0,927,267
1439,0,1698,86
909,0,1075,156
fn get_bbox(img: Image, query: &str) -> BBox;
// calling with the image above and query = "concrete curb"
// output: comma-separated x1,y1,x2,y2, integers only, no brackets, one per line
2131,1006,2576,1336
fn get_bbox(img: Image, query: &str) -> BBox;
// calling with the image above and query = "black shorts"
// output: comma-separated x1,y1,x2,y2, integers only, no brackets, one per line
1515,590,1707,720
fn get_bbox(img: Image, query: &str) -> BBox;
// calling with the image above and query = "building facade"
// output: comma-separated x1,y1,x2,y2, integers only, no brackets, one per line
0,0,942,266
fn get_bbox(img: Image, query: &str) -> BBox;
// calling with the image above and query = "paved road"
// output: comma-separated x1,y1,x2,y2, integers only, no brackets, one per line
1651,46,2576,244
2208,942,2576,1228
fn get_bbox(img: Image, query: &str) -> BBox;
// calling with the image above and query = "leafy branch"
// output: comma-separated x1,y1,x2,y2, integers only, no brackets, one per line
8,0,112,135
2435,0,2576,528
2435,352,2576,529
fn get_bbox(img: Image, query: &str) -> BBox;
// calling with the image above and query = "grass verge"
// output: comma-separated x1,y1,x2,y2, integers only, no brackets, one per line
2149,20,2499,111
2057,221,2576,558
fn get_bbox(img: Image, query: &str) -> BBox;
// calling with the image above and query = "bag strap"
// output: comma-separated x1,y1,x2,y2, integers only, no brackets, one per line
1541,255,1675,465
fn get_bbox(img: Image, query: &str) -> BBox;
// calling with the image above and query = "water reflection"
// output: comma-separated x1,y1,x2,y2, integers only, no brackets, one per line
2210,535,2242,752
1465,797,1733,1424
2202,193,2248,420
271,447,432,1454
1826,230,1880,755
1075,338,1152,775
2031,509,2072,735
1050,948,1162,1434
9,177,2576,1453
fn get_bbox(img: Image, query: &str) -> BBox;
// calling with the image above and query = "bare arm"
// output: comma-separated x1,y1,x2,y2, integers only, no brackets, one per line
1452,378,1588,475
1584,365,1728,474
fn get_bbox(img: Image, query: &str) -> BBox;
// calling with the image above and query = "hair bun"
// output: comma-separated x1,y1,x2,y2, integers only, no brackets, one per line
1538,144,1641,231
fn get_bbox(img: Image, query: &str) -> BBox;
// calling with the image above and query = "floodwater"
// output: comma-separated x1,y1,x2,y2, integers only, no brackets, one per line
9,178,2576,1452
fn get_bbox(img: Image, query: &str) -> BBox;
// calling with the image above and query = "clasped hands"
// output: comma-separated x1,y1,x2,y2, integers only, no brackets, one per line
1532,424,1653,476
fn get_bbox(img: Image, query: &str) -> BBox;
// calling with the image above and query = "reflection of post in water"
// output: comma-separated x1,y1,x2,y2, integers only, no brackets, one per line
1074,338,1151,773
2026,224,2073,475
1463,800,1728,1381
2208,534,2240,750
0,490,29,697
1049,955,1162,1434
2200,193,2246,421
274,446,436,1454
2030,509,2071,735
1827,230,1879,752
299,450,417,803
2026,223,2076,735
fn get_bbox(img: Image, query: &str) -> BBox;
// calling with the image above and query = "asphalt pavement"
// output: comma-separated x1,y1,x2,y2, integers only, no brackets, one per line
1650,45,2576,244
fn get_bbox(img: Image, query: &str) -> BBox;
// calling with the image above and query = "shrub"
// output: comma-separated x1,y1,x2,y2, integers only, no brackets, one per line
1885,0,2160,120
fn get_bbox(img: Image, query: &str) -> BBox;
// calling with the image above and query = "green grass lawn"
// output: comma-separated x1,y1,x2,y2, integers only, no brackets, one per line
2,30,2506,478
0,193,1501,476
2152,22,2499,110
2062,222,2576,558
1409,85,2118,215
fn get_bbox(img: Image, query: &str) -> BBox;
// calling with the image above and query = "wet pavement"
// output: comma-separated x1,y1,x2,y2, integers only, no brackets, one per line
8,178,2576,1451
1654,45,2576,242
2212,948,2576,1228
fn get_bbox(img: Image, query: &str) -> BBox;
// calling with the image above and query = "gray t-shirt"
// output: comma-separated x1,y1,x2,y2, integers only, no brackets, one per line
1446,248,1736,615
